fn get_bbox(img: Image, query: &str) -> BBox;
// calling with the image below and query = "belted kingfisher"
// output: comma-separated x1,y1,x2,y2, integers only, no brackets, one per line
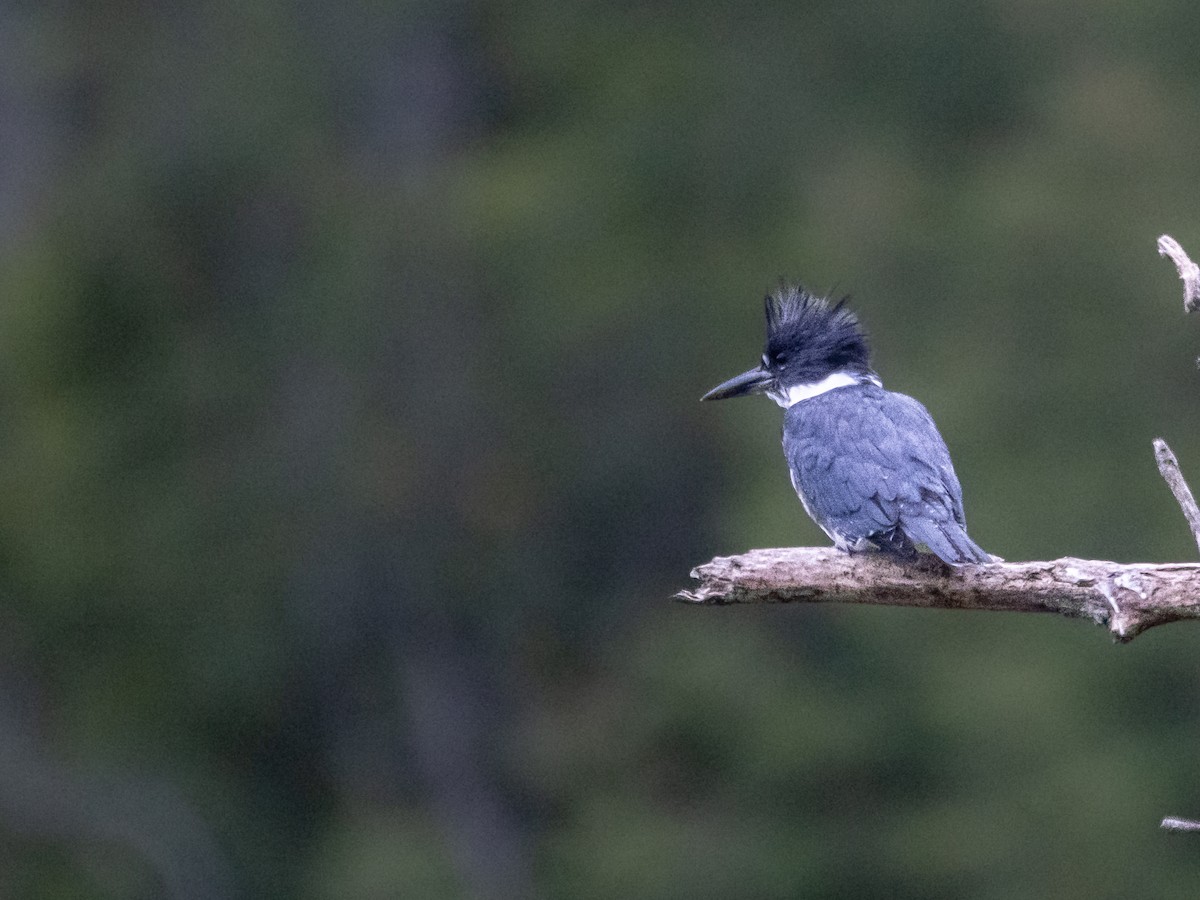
703,285,989,566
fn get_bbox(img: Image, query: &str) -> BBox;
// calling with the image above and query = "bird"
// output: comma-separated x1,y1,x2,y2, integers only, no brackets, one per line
702,284,990,566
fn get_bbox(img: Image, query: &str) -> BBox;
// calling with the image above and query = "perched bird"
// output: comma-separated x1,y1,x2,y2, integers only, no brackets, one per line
703,285,989,566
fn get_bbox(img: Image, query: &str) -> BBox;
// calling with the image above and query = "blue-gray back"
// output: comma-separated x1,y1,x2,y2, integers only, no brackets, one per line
782,383,967,539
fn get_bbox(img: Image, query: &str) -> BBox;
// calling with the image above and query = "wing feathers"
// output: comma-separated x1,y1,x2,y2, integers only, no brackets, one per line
783,384,987,566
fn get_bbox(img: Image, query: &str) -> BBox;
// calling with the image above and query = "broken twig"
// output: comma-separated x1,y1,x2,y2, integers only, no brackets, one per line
1157,235,1200,313
1161,817,1200,833
1154,439,1200,556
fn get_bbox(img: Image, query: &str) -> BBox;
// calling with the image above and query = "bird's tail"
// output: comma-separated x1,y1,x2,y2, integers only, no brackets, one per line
902,518,990,566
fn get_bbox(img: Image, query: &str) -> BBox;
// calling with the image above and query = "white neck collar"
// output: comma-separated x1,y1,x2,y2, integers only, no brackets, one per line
767,371,879,408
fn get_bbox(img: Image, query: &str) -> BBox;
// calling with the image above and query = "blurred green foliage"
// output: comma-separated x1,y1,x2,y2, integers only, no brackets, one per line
0,0,1199,897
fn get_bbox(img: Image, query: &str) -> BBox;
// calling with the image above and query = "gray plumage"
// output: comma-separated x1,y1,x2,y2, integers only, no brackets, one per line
782,383,988,565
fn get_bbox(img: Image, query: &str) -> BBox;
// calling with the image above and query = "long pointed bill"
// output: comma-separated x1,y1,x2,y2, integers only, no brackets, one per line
701,366,774,401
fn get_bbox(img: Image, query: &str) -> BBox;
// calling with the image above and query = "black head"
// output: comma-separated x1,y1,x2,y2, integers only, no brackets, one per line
702,285,873,401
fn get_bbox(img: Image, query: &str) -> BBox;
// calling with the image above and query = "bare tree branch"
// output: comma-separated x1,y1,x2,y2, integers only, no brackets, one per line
1157,234,1200,313
676,548,1200,642
1161,816,1200,833
1154,438,1200,556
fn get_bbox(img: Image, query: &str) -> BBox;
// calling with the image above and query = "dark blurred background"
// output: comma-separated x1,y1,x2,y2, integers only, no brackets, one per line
1,1,1200,897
